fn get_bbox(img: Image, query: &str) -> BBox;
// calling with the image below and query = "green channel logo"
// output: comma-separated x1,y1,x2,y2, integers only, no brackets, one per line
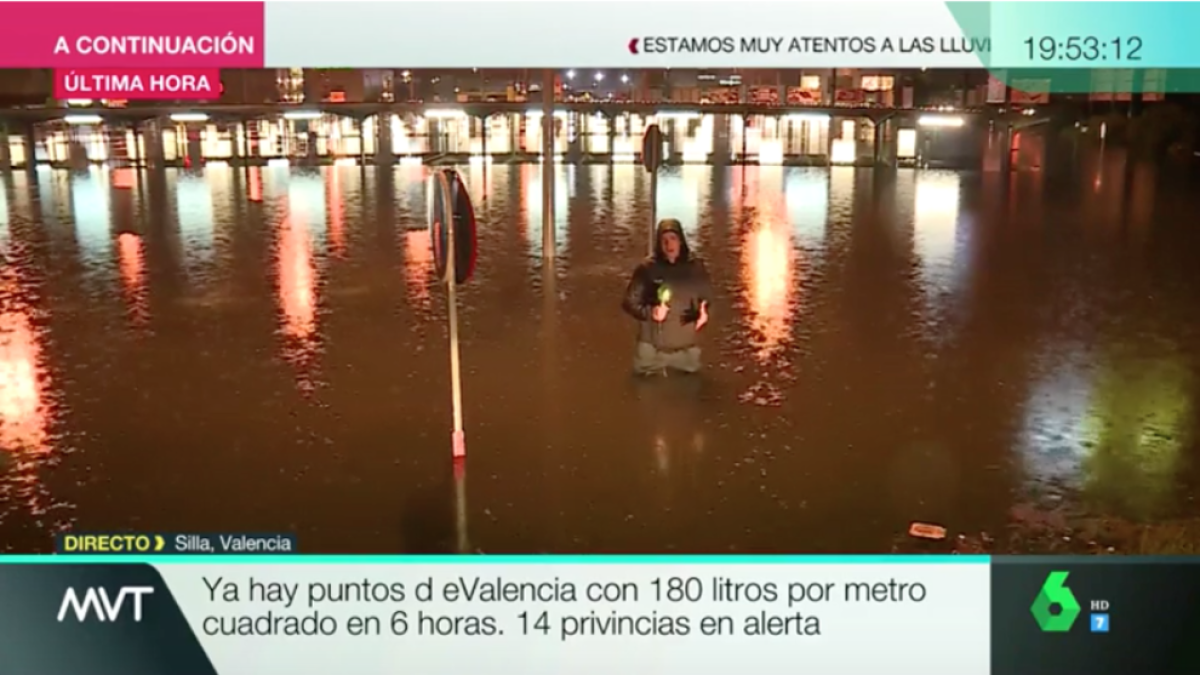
1030,571,1081,632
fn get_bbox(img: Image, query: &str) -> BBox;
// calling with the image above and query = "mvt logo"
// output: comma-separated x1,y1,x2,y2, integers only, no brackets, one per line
57,586,155,623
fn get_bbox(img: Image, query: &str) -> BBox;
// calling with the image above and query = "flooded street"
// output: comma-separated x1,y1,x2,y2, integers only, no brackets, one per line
1,159,1198,553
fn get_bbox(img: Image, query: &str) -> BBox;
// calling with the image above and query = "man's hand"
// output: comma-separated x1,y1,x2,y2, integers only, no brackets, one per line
695,302,709,331
652,303,670,322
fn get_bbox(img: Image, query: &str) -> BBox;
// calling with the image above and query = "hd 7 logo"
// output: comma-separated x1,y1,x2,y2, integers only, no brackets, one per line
1030,571,1081,632
57,586,154,623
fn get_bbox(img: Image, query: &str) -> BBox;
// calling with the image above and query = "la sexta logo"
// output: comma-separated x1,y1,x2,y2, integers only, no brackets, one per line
57,586,155,623
1030,571,1080,632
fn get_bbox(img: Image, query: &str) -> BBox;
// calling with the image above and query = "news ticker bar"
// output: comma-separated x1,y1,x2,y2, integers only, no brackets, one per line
56,533,299,555
0,556,1197,675
2,1,1200,74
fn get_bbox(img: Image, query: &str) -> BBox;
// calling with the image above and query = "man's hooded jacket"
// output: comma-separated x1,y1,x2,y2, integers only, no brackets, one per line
621,219,713,351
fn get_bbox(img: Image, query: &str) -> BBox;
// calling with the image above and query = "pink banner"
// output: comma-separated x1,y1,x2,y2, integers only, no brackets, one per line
3,3,263,68
54,69,224,100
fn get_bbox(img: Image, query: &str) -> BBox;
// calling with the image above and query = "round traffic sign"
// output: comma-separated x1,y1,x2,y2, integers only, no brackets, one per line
448,170,477,285
428,169,478,285
642,124,663,173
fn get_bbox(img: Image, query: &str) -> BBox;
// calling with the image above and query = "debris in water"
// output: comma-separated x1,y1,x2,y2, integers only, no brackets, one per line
908,522,947,540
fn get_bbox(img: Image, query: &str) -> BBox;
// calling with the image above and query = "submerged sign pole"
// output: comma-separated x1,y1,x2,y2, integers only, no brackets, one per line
454,459,469,552
642,123,663,255
444,183,465,458
429,169,478,459
541,68,556,260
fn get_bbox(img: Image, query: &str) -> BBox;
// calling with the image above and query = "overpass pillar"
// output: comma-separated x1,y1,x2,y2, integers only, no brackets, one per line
711,114,731,167
428,117,443,155
230,121,243,166
354,118,366,165
606,112,616,161
376,113,394,165
567,111,584,162
826,115,837,165
306,125,318,163
23,125,38,173
873,117,897,168
142,120,165,169
739,114,749,163
0,124,11,172
477,114,488,158
509,113,520,160
186,125,204,167
1000,123,1014,173
126,123,140,167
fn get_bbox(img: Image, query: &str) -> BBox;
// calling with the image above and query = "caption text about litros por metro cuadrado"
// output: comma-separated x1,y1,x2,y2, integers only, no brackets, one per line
196,574,928,640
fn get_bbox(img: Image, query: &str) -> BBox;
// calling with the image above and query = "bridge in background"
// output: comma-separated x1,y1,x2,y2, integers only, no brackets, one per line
0,101,993,125
0,99,1054,173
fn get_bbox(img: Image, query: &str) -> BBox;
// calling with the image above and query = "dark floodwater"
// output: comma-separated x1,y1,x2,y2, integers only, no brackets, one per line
1,157,1199,553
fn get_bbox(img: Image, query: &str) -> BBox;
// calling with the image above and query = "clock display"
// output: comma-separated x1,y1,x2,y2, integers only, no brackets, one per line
1024,36,1143,63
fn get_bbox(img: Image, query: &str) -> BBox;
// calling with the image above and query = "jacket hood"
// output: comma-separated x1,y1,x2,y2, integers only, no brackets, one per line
654,218,691,264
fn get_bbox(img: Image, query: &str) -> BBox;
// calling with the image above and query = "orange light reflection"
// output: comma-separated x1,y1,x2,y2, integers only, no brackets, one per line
326,167,345,258
404,229,433,308
738,169,796,361
518,164,535,241
275,196,318,391
112,168,135,190
0,298,47,454
248,167,263,203
0,270,57,524
116,232,148,326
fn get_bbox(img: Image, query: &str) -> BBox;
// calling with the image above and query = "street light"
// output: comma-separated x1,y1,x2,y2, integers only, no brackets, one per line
566,69,575,80
594,72,604,82
620,74,629,84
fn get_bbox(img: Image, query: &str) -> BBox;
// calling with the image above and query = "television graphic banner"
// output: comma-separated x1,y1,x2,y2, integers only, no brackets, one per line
0,1,1198,76
0,555,990,675
1,556,1198,675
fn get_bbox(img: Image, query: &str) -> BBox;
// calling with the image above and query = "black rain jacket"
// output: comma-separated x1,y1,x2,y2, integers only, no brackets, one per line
621,219,713,351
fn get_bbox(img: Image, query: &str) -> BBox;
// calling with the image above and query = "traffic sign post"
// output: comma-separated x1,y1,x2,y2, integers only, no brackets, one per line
642,124,663,256
428,169,478,459
454,457,469,552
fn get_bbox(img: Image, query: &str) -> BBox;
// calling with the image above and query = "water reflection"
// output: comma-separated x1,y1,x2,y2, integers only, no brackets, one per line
657,167,708,241
1021,341,1192,518
247,166,263,203
785,169,829,247
913,172,963,294
71,170,111,265
521,164,569,256
404,229,433,308
0,286,47,453
1084,352,1191,516
0,226,61,538
739,168,795,362
176,171,215,267
274,171,321,392
611,165,639,234
116,232,148,325
1,163,1197,553
826,167,856,246
1019,346,1097,490
325,167,346,258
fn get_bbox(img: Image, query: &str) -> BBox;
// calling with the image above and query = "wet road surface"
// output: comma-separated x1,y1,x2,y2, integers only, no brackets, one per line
1,157,1198,553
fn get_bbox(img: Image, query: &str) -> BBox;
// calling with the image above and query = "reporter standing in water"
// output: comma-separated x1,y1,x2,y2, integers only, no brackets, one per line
622,218,713,375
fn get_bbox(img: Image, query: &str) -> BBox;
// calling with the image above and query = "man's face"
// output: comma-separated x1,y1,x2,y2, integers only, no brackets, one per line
661,231,682,261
